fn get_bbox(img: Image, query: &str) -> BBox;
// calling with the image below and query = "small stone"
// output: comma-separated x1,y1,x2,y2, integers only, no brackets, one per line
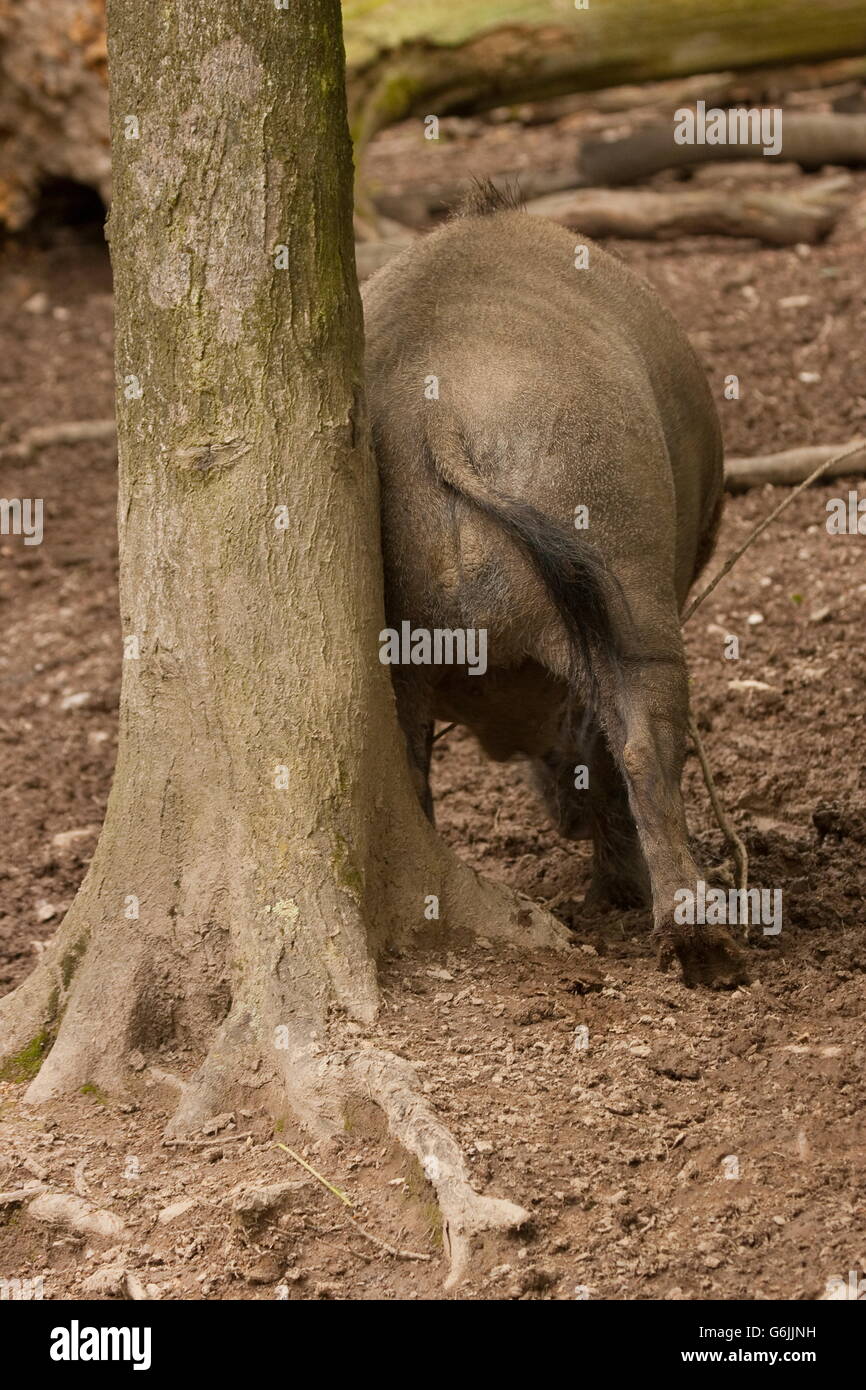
52,826,99,851
82,1264,127,1297
568,962,603,994
809,605,833,624
156,1198,196,1224
201,1111,234,1136
60,691,91,711
35,900,57,923
230,1180,306,1222
23,292,49,314
246,1253,285,1284
746,612,764,626
649,1047,701,1081
22,1156,49,1181
28,1192,127,1239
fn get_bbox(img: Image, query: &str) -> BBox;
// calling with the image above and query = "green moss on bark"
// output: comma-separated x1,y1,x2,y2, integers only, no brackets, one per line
0,1031,52,1083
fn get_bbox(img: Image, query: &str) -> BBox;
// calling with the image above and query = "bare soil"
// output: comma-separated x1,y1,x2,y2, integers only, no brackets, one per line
1,104,865,1300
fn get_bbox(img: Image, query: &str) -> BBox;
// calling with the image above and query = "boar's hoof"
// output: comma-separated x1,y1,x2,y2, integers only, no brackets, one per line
654,921,751,990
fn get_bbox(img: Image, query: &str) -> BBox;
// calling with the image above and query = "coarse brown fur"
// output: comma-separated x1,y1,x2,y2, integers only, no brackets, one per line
363,205,744,987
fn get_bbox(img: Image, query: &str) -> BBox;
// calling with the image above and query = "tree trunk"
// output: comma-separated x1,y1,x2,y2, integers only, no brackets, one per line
0,0,565,1283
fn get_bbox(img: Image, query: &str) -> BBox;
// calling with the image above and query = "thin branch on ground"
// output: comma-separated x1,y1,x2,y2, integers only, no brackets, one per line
687,714,749,904
681,441,865,894
276,1142,431,1262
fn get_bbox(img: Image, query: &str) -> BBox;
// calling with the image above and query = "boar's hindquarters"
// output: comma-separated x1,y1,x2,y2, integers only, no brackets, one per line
364,206,749,988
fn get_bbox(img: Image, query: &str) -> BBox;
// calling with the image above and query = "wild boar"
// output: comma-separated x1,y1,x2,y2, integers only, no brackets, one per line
363,187,749,989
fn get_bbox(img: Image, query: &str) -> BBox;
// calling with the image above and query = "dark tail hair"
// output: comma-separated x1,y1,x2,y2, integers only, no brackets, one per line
463,489,625,699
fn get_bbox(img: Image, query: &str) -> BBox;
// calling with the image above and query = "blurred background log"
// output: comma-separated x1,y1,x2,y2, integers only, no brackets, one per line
2,0,866,230
344,1,866,146
581,112,866,185
725,442,866,491
523,178,849,245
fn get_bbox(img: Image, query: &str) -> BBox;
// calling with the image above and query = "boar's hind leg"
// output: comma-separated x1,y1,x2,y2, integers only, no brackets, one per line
534,723,648,908
584,728,650,911
533,744,593,841
599,624,749,988
392,669,435,824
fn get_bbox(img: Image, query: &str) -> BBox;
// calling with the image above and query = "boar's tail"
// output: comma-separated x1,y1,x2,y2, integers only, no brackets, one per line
427,439,627,697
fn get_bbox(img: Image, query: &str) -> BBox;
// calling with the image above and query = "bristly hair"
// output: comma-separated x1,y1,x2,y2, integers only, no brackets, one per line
454,177,524,219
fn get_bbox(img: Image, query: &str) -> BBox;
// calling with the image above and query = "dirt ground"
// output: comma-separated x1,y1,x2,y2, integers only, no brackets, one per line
1,99,865,1301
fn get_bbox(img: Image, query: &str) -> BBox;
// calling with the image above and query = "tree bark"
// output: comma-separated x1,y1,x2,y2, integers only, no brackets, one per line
0,0,565,1283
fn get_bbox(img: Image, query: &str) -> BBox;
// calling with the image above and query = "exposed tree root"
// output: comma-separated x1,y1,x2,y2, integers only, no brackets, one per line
348,1047,528,1287
0,807,568,1286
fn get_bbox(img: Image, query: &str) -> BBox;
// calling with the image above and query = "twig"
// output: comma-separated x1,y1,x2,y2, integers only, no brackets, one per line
163,1131,255,1149
683,440,865,624
432,721,457,744
681,442,863,894
725,438,866,491
275,1142,430,1262
275,1143,353,1206
687,714,749,904
340,1208,431,1262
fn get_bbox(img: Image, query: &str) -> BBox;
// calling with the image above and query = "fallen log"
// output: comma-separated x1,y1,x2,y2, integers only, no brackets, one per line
346,1,866,147
501,55,866,126
10,418,118,457
523,180,847,245
724,441,866,492
582,112,866,186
